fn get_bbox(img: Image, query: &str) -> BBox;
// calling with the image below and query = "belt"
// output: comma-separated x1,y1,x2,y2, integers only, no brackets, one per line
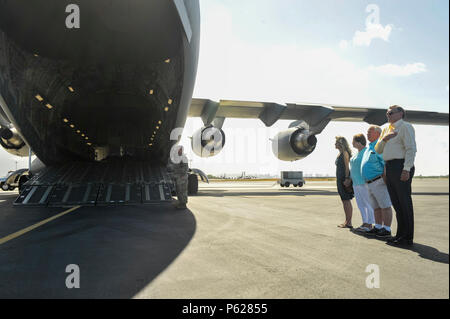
386,159,405,163
367,175,383,184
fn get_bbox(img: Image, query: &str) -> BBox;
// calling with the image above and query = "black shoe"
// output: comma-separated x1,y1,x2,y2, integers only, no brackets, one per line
375,228,392,239
387,236,401,243
388,237,414,247
399,239,414,246
366,227,381,236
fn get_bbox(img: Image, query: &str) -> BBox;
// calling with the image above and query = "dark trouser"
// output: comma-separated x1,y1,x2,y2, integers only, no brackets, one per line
385,159,415,241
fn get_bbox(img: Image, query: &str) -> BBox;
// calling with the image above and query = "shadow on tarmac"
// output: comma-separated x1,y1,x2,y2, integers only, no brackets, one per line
350,229,449,264
0,194,197,298
0,193,18,200
388,243,449,264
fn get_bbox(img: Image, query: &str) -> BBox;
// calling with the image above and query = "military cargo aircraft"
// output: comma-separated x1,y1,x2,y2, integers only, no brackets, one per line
0,0,448,206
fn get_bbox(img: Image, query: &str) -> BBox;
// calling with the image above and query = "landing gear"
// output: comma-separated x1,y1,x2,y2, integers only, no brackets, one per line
18,175,29,193
188,173,198,195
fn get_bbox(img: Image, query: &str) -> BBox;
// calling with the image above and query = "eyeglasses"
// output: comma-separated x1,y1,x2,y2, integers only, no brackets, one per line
387,109,400,116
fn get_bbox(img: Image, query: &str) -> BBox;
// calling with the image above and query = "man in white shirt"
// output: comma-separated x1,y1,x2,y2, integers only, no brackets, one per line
375,105,417,246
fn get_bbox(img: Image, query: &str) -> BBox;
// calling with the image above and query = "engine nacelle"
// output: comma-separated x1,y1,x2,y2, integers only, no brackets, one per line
272,126,317,162
191,125,226,158
0,127,30,157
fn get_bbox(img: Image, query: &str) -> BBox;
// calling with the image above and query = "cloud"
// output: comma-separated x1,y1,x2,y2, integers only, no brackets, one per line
368,63,427,77
353,23,393,47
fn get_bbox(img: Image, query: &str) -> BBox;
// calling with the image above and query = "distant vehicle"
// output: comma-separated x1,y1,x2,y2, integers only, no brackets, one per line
0,169,30,192
280,171,305,188
0,176,7,191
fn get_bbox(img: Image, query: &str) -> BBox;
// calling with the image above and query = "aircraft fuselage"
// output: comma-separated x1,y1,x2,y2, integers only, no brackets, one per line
0,0,200,166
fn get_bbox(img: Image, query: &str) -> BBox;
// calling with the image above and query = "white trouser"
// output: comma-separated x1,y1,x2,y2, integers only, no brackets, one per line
353,184,375,224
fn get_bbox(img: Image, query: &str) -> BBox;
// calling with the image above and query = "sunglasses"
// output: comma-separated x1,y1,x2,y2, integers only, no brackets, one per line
387,109,401,116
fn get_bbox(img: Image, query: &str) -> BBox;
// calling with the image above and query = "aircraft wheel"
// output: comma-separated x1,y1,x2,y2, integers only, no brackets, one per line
1,183,9,191
188,173,198,196
18,175,29,193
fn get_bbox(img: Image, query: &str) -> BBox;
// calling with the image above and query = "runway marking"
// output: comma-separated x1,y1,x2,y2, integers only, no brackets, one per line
0,206,81,246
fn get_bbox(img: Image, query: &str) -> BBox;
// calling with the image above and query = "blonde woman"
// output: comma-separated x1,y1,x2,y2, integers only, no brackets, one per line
335,136,354,228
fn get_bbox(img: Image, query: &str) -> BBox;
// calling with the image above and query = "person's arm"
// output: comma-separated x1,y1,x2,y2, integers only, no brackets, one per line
375,127,398,154
348,158,353,179
344,152,351,177
374,128,386,154
401,123,417,172
375,139,385,154
343,152,351,186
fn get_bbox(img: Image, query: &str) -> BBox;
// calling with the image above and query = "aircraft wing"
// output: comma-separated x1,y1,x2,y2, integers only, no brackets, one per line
189,99,449,133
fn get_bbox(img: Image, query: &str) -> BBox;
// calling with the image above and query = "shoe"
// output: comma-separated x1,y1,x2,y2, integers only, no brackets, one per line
338,224,353,229
355,226,370,233
388,237,413,247
387,236,401,243
366,227,381,236
375,228,392,239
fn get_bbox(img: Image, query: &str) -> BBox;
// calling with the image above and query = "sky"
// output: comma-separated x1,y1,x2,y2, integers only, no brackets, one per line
0,0,448,177
179,0,449,177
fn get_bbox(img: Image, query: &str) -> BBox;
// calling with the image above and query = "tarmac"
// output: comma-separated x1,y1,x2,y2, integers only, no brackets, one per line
0,179,448,299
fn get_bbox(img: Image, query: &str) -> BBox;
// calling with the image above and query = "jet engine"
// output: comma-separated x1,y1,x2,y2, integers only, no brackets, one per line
191,125,225,158
272,124,317,162
0,127,30,157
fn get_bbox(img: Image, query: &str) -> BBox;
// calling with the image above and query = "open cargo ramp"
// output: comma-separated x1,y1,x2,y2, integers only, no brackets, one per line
14,160,174,207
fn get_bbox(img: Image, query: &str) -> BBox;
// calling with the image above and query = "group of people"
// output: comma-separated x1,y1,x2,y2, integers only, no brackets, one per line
335,105,417,247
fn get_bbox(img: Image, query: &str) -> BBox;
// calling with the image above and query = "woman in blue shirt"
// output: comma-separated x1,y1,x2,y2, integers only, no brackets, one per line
350,134,375,232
